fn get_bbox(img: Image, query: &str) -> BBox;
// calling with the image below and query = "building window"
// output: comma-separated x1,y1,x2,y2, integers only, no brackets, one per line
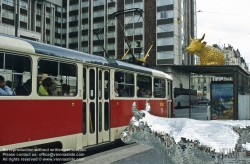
82,46,88,53
157,0,173,6
2,9,14,20
157,24,173,33
82,24,88,30
62,28,66,34
108,43,115,50
108,7,115,15
20,14,27,22
157,51,174,59
56,6,61,12
55,27,61,33
107,20,115,26
69,15,78,21
69,37,78,43
108,31,115,38
46,35,50,41
93,0,103,6
82,12,88,19
94,33,104,40
69,26,78,32
125,28,133,36
134,15,143,22
36,20,41,27
55,38,61,44
82,35,88,41
55,17,61,23
46,2,51,8
125,4,132,9
93,46,103,52
46,10,50,17
2,0,14,6
134,28,142,35
157,37,173,46
93,10,104,18
46,23,50,29
82,1,89,7
134,2,142,9
36,8,41,15
20,1,27,9
157,11,173,19
93,22,104,29
63,7,66,12
69,4,78,11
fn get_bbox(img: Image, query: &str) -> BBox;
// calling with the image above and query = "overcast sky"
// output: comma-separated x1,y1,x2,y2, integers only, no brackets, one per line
196,0,250,66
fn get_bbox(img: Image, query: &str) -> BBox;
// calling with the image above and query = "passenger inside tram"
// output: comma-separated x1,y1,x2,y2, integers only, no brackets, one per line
48,74,58,96
38,77,52,96
0,75,13,96
62,84,70,96
118,84,128,97
137,87,145,97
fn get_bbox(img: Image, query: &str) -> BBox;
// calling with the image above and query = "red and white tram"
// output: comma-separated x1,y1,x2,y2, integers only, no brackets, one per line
0,34,173,152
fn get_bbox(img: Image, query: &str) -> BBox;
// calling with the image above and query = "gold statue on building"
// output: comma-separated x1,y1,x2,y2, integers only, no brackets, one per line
186,34,225,65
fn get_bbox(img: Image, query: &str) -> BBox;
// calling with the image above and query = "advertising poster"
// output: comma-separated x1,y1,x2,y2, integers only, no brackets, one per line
211,81,234,120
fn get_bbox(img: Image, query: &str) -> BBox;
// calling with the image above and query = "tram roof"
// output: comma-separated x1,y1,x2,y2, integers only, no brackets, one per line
0,34,173,79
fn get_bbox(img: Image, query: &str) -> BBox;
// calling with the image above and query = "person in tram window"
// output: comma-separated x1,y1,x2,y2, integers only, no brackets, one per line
38,77,52,96
118,85,128,97
48,74,58,96
137,87,145,97
62,84,70,96
0,75,13,96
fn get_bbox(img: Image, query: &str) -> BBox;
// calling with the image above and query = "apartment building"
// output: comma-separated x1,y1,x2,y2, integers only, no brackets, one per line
0,0,196,69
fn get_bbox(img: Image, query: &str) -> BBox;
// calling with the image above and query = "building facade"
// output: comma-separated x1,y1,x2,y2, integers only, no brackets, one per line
0,0,196,88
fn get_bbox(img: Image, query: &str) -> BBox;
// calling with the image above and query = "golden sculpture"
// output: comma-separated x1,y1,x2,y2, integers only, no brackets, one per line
186,34,225,65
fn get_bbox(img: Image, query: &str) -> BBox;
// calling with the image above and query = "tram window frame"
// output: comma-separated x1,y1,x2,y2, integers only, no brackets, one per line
0,52,32,96
154,78,166,98
114,71,134,97
37,58,78,97
83,67,86,99
136,75,152,98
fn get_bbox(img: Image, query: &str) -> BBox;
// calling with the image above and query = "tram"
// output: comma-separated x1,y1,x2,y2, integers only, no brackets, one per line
0,34,173,152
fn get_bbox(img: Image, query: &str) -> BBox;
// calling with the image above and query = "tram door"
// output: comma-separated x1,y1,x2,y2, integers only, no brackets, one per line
85,67,110,146
167,81,173,117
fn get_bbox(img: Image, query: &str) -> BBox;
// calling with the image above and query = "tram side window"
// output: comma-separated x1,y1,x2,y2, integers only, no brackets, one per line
0,53,31,96
154,78,166,98
38,59,77,96
137,75,152,98
114,71,134,97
